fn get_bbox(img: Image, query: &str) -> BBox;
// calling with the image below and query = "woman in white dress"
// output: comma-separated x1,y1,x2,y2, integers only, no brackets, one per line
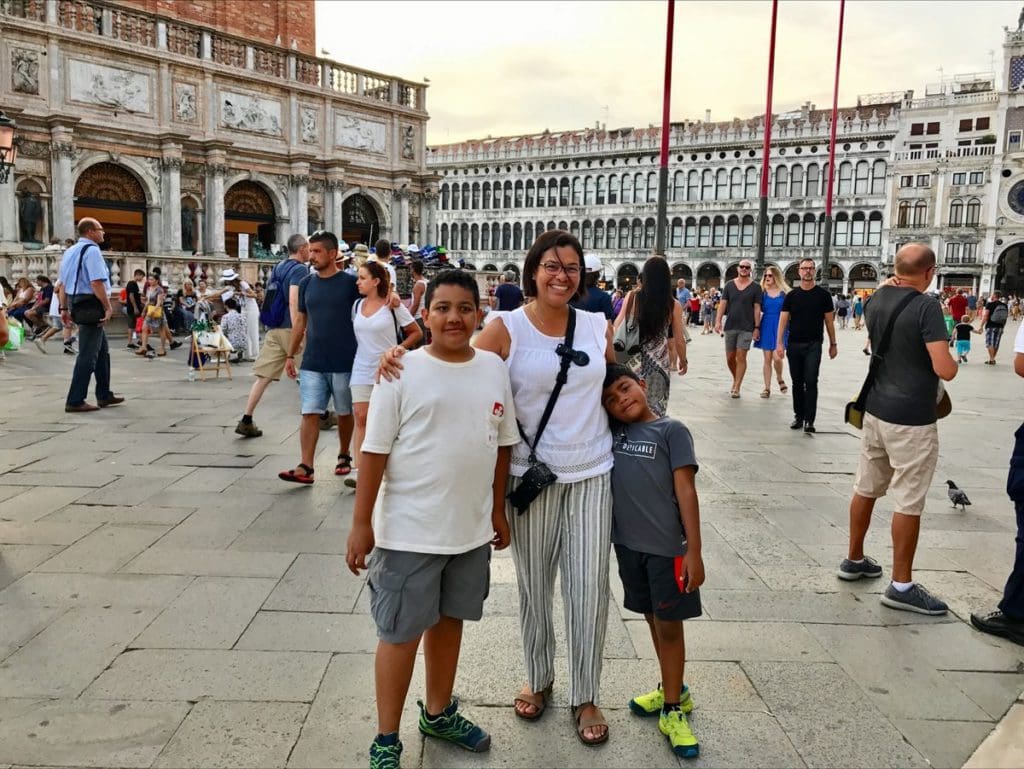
346,260,421,484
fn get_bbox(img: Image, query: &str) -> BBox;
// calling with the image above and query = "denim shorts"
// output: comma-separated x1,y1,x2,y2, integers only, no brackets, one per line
298,370,352,416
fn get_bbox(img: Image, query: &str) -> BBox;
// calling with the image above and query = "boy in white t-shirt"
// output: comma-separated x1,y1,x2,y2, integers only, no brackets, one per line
346,270,518,769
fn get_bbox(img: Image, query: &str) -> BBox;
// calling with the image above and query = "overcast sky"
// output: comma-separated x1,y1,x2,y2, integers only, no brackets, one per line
316,1,1020,145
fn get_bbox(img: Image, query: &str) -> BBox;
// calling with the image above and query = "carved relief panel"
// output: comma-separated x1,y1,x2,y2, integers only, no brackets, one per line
68,60,152,114
335,114,387,154
173,82,198,123
11,48,41,95
221,90,283,136
300,106,319,144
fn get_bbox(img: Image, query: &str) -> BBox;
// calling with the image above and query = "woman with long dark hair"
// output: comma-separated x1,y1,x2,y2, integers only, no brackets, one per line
613,256,686,416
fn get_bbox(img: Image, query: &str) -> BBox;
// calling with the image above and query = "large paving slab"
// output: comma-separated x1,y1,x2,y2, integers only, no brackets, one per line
0,322,1021,766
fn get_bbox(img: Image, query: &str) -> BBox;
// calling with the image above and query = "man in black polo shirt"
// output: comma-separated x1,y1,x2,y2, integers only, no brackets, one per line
775,258,836,433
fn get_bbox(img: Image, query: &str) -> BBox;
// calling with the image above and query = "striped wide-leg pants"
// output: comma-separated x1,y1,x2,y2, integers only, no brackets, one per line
508,472,612,706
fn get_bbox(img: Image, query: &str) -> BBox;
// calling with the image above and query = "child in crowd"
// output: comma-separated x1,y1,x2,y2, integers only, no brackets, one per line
219,298,247,362
346,269,518,769
953,314,980,364
602,363,705,759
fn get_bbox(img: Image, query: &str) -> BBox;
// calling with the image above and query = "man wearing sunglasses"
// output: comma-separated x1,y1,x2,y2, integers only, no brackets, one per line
774,258,837,433
714,261,763,398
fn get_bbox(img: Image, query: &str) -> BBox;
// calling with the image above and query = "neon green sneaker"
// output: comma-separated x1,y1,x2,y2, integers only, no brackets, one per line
659,709,699,758
628,683,693,717
417,698,491,752
369,732,402,769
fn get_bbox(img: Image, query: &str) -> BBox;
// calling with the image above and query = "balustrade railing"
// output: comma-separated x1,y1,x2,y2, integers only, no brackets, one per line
166,21,201,58
0,0,425,111
58,0,101,33
0,0,45,21
211,35,245,68
110,6,156,47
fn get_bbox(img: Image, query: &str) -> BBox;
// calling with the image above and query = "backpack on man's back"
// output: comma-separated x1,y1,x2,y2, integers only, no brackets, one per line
990,301,1009,326
259,260,302,328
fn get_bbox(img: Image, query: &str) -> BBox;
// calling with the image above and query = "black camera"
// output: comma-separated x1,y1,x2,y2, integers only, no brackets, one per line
507,460,558,515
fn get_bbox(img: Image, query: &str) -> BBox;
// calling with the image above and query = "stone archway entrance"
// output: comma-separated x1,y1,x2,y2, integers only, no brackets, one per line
849,263,878,290
997,244,1024,295
74,162,147,252
225,181,275,258
671,262,693,283
343,194,380,245
696,262,721,289
617,263,639,290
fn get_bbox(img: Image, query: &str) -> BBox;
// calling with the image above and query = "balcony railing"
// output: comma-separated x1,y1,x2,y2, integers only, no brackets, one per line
1,0,426,112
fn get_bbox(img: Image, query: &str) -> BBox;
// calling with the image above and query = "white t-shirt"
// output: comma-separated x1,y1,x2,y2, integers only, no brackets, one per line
351,300,415,386
362,348,519,554
1015,320,1024,354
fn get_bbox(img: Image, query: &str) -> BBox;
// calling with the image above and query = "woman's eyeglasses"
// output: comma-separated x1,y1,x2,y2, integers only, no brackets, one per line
539,262,580,277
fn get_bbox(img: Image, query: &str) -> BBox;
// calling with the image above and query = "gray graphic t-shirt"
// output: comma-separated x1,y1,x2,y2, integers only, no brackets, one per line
611,417,698,558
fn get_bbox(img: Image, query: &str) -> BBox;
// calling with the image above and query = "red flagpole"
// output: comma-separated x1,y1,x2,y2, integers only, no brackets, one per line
754,0,779,276
655,0,675,256
821,0,846,290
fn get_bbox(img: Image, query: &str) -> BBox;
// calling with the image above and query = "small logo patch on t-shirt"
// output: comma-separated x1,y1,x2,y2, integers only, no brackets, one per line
615,438,657,460
492,402,504,419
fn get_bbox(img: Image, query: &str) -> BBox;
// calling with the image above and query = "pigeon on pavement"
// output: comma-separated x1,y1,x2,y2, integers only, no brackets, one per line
946,480,971,512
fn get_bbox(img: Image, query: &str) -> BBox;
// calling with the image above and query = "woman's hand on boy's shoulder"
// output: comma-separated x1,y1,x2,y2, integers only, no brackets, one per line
376,346,406,383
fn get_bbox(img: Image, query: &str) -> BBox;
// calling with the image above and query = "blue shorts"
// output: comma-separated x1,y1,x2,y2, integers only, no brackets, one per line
955,340,971,357
298,370,352,416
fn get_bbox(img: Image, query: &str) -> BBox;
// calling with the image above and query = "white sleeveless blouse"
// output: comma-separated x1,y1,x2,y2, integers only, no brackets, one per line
502,307,613,482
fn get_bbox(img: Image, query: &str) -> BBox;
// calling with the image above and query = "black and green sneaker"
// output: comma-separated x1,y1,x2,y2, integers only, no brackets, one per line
417,698,491,752
369,732,402,769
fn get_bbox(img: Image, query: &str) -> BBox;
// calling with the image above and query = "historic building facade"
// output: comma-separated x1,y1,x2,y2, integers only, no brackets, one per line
428,102,896,291
427,13,1024,295
0,0,437,263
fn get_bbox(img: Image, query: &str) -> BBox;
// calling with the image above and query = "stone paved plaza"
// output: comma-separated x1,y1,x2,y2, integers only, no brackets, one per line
1,322,1022,769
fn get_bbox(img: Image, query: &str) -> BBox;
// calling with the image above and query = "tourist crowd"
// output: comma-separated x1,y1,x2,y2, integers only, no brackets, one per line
4,221,1022,769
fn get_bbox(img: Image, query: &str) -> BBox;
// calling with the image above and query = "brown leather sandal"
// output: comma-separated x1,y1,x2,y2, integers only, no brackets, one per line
513,683,553,721
573,703,609,746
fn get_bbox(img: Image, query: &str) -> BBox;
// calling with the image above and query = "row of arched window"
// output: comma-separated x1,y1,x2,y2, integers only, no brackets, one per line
438,211,884,252
439,160,888,211
948,198,982,227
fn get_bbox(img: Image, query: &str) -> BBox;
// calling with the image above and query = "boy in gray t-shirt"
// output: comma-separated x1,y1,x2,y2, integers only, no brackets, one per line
602,364,705,759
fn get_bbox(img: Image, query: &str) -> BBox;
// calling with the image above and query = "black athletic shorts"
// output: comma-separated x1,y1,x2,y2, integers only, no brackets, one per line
614,544,702,621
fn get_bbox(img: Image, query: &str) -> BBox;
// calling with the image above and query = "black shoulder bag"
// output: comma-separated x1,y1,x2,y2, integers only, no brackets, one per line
844,290,919,429
69,244,106,326
508,308,589,515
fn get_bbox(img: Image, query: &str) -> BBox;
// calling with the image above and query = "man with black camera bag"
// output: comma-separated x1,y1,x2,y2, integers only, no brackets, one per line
57,218,123,413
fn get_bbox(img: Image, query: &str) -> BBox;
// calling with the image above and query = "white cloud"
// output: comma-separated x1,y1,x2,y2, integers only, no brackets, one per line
316,0,1019,143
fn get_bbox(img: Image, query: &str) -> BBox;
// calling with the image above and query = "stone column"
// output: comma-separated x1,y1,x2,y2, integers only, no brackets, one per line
204,159,228,256
161,156,183,253
289,163,310,239
397,188,410,244
0,175,18,249
326,177,344,235
422,189,438,246
389,191,401,242
49,138,76,241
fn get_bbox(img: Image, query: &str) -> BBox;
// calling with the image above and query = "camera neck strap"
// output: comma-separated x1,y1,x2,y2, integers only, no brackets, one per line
518,307,578,463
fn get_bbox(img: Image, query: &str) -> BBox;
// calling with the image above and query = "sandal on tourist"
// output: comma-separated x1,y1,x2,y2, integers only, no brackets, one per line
278,463,315,485
157,350,167,356
335,453,353,476
760,389,770,398
513,683,553,721
573,703,609,746
778,379,788,392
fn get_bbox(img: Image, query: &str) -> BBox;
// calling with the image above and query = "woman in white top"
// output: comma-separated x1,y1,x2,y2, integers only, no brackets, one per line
216,270,260,360
348,260,421,481
473,230,615,745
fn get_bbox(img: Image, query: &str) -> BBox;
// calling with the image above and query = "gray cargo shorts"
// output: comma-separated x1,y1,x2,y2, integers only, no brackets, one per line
368,543,491,644
724,329,753,351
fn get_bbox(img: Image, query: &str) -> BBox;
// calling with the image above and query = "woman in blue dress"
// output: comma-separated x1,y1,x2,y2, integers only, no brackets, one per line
755,265,789,398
